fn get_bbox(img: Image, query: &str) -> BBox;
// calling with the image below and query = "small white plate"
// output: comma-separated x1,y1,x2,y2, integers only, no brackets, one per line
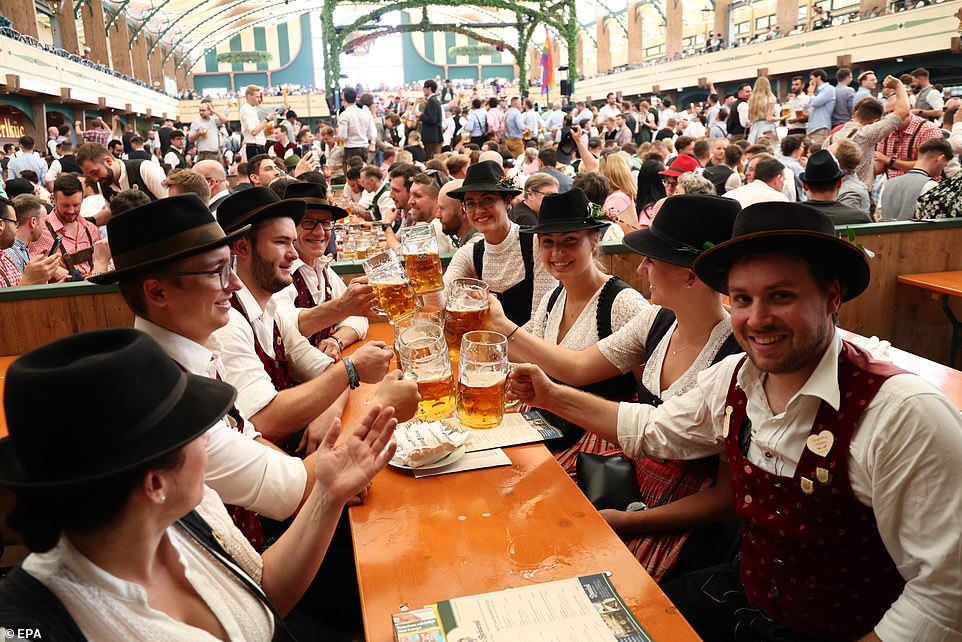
390,444,466,471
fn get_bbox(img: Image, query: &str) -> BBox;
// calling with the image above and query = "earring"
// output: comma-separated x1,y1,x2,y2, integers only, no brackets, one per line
158,494,166,503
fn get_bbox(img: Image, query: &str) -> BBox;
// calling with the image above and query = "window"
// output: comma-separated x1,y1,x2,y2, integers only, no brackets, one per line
755,15,776,30
644,44,665,57
735,21,751,34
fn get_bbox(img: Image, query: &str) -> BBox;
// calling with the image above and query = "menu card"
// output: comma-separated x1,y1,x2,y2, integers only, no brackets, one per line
392,573,653,642
442,411,563,453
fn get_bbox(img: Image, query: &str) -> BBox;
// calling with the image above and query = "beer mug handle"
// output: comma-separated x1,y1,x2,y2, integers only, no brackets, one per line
402,367,418,382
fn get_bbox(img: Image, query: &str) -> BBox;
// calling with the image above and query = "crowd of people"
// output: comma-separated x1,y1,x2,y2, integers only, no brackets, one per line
0,64,960,641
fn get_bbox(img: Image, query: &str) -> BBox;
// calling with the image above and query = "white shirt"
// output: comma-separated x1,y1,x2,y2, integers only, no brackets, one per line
135,317,307,519
442,223,557,321
657,107,677,129
276,257,370,340
598,104,621,123
239,102,265,146
23,486,274,641
526,280,648,345
682,120,707,138
616,332,962,642
723,179,789,208
212,282,334,418
113,157,169,200
337,104,377,148
164,149,186,169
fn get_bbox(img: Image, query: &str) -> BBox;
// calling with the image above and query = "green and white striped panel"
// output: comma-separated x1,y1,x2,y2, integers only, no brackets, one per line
204,16,303,74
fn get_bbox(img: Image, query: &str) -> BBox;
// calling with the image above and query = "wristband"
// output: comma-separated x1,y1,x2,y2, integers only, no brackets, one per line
506,325,521,341
888,157,896,168
85,215,98,226
342,357,360,389
332,335,345,352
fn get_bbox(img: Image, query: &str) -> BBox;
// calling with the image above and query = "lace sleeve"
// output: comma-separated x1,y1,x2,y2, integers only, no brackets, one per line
609,287,650,334
596,304,661,373
196,486,264,585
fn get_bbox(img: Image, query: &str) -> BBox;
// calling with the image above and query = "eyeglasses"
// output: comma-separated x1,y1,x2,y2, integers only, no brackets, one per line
172,255,236,290
301,218,334,231
1,217,16,225
423,169,451,188
462,195,502,213
527,190,553,197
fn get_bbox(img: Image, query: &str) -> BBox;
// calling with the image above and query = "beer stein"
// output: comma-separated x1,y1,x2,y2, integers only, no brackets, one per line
397,324,455,421
362,249,421,323
444,279,489,360
400,223,444,295
457,331,508,430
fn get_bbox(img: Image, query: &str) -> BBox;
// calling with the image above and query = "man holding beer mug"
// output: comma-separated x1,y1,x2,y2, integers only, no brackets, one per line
275,181,376,358
443,160,557,327
215,187,418,453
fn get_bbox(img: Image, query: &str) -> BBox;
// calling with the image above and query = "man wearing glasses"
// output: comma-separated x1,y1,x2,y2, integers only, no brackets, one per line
276,181,375,359
443,160,557,327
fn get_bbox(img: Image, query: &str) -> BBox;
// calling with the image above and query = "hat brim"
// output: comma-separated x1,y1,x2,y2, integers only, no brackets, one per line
800,169,847,184
446,184,522,200
0,373,237,488
692,230,870,301
622,228,702,268
221,199,306,233
89,225,251,284
298,198,349,220
521,220,608,234
659,169,685,177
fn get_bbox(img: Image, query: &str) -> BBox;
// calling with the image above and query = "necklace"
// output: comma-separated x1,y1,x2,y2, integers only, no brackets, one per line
669,328,713,356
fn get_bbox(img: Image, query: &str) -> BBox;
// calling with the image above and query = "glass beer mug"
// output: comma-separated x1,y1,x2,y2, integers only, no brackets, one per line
443,279,489,360
397,324,456,421
400,223,444,295
362,249,421,323
457,331,508,430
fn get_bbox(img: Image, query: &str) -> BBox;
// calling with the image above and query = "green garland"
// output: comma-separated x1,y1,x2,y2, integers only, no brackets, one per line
448,45,500,57
216,51,273,65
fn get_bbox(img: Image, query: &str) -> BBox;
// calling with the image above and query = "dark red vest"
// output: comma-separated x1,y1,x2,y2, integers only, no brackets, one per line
290,266,333,347
724,341,906,640
229,293,294,392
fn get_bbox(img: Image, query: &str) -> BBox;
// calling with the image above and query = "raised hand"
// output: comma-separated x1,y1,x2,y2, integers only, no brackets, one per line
313,405,397,506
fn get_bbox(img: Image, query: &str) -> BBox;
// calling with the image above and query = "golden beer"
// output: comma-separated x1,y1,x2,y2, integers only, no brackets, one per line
457,372,507,429
444,305,488,359
371,279,421,322
416,374,456,421
404,252,444,294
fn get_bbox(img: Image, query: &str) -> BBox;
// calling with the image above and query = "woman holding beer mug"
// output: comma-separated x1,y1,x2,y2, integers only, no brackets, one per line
488,188,647,446
444,160,558,328
492,195,743,582
275,182,376,359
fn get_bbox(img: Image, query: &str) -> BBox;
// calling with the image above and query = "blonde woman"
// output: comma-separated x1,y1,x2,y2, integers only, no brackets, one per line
747,76,778,144
600,152,640,228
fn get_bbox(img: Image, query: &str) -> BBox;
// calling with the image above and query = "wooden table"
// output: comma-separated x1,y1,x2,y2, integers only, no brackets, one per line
897,271,962,367
342,324,699,641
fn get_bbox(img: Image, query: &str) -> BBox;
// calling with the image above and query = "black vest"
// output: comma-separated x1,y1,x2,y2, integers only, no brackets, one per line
58,154,81,174
727,99,746,136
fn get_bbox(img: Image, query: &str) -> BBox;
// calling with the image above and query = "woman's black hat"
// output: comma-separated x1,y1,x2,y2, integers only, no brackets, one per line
522,188,609,234
446,160,521,200
217,186,305,233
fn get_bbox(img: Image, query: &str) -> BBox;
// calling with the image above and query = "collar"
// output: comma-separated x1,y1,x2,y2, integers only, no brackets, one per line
134,316,219,378
737,329,842,412
907,168,932,178
235,279,272,321
12,237,28,252
47,214,67,233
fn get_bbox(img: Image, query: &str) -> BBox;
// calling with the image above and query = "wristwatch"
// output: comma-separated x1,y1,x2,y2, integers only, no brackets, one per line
888,156,896,168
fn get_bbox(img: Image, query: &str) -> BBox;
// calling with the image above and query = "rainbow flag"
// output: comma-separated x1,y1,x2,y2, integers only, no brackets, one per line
541,28,555,95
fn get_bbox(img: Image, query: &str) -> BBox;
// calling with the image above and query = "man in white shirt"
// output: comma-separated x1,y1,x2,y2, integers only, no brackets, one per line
337,87,376,172
76,142,169,201
214,187,417,452
598,93,621,123
357,164,395,221
508,202,962,642
388,171,455,254
193,159,231,212
239,84,271,159
723,154,789,208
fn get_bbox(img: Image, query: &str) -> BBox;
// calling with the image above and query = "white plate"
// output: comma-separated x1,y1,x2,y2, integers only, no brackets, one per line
390,444,466,471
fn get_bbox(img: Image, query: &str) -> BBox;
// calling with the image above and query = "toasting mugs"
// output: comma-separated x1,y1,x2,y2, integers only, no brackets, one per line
444,278,489,360
363,249,422,323
457,331,508,430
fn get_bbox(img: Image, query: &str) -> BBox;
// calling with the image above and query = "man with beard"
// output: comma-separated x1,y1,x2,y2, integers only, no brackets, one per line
437,179,480,248
27,175,108,277
390,171,455,253
0,196,64,287
507,202,962,642
385,162,420,230
214,187,416,453
76,141,168,201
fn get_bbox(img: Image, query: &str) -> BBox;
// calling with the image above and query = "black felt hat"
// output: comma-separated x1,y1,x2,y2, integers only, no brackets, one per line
800,149,846,185
522,188,609,234
284,182,349,220
217,186,305,233
446,160,521,200
0,329,236,488
622,195,740,267
693,201,870,301
90,194,248,284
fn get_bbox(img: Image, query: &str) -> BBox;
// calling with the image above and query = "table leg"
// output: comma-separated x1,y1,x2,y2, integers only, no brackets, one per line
940,294,962,368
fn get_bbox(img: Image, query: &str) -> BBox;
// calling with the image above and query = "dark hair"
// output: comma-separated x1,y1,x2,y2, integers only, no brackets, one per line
674,136,694,152
247,154,271,179
572,172,609,206
342,87,357,103
537,148,557,167
53,174,83,197
693,139,710,160
724,145,743,166
487,97,499,109
810,69,828,82
235,161,249,178
7,446,185,552
918,137,953,160
109,189,151,217
836,67,852,83
388,162,419,186
754,156,785,183
472,98,482,109
853,97,884,121
18,170,39,184
780,134,804,157
345,166,362,181
170,130,185,141
296,171,328,190
17,135,34,149
910,67,929,79
423,79,438,92
129,135,144,146
635,159,667,213
269,175,298,198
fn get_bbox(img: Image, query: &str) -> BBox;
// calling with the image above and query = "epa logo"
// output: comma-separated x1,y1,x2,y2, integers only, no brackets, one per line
2,629,43,640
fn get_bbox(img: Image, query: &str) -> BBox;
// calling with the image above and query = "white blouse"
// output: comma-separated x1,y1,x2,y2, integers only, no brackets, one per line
597,306,734,400
23,486,273,641
525,280,649,349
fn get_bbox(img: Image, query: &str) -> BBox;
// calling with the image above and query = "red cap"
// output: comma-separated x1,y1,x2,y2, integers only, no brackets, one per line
659,154,701,177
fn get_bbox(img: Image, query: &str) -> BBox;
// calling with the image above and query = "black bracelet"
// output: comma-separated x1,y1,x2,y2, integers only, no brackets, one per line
506,325,521,341
85,215,98,226
332,335,345,352
342,357,360,389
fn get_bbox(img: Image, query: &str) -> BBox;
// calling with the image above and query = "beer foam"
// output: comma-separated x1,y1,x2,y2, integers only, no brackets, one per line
459,371,506,388
446,301,488,313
